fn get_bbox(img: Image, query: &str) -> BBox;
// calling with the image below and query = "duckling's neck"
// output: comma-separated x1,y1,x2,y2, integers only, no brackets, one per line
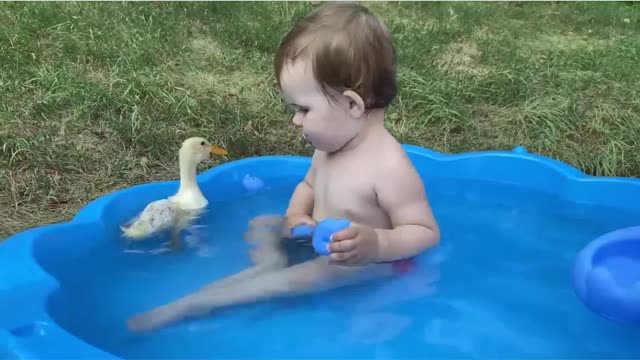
173,153,207,209
178,155,199,189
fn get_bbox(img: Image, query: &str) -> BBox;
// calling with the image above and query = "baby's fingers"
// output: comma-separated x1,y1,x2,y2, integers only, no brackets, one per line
329,250,357,264
331,226,358,242
328,239,356,253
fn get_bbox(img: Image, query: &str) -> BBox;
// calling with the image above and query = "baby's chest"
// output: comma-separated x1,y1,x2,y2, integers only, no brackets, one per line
314,165,377,214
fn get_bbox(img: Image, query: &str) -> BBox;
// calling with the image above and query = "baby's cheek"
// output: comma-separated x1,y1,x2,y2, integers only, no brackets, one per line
308,116,327,134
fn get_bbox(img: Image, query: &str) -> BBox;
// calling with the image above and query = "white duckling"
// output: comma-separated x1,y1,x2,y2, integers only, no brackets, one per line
120,137,228,250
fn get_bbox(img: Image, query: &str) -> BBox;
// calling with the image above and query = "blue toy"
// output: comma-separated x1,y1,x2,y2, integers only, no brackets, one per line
291,217,351,255
290,223,315,239
573,226,640,325
242,174,265,192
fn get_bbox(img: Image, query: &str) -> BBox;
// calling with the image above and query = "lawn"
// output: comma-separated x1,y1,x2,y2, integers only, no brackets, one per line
1,1,639,239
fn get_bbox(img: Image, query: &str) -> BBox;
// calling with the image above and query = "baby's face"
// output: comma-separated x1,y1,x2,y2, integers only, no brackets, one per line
279,59,363,153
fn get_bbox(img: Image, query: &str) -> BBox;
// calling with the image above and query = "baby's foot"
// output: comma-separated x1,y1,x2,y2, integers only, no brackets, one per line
127,304,183,332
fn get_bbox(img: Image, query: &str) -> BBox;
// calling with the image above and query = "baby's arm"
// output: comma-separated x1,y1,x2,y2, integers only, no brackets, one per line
284,151,318,229
286,171,314,218
373,153,440,262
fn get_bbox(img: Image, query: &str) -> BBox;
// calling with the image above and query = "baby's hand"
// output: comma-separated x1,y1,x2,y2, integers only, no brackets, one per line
283,214,316,238
327,223,380,266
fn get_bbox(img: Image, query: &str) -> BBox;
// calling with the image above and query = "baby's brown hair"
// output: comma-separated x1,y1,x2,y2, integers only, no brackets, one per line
274,2,397,110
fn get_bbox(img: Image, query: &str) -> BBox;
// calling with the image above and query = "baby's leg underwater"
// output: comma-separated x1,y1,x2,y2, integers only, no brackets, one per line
126,214,290,332
198,246,287,292
127,258,394,332
200,214,289,291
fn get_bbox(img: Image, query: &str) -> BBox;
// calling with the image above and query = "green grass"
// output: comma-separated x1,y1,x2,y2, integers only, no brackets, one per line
1,1,639,239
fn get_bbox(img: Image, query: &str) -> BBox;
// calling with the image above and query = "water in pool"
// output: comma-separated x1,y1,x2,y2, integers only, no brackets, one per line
46,178,640,359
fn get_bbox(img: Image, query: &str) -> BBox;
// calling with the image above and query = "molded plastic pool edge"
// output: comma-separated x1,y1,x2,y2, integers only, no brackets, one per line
3,144,640,359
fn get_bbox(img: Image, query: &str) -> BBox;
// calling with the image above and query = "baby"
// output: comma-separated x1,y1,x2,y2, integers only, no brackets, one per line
127,2,440,332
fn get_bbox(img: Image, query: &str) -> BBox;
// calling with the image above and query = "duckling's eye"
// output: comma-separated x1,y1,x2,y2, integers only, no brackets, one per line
200,141,205,146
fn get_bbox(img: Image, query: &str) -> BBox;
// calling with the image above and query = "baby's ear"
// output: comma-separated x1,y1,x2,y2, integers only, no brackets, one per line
342,90,366,118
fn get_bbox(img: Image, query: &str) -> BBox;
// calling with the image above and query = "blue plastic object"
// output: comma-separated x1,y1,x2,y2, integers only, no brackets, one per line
290,218,352,255
312,218,351,255
242,174,265,192
573,226,640,325
512,145,528,154
4,143,640,358
290,223,315,239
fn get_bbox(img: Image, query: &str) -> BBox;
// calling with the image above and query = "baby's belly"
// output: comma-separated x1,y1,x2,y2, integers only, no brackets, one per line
312,202,391,229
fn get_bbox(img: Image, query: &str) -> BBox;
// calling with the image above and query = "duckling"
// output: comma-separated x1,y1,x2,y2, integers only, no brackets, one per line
121,137,228,250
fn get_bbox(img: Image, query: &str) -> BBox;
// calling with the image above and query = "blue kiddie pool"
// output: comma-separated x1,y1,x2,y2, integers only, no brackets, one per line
2,144,640,359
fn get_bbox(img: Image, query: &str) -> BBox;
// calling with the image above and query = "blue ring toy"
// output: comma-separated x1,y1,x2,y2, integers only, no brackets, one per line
290,218,351,256
573,226,640,325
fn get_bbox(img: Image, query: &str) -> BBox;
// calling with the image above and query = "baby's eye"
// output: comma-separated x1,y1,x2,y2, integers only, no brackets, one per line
288,104,309,114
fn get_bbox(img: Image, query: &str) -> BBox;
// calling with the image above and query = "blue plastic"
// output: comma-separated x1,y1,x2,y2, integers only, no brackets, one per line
291,218,351,255
3,143,640,358
290,223,315,239
290,218,351,255
573,226,640,325
312,218,351,255
242,174,265,192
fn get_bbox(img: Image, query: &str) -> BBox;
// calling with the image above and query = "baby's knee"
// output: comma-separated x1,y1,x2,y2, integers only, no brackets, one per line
250,247,287,269
244,227,283,247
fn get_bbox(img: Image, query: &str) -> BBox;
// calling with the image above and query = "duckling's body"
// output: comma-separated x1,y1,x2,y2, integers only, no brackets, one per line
121,137,227,250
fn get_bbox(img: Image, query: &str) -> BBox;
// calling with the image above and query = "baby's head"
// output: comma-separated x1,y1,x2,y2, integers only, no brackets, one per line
274,3,396,153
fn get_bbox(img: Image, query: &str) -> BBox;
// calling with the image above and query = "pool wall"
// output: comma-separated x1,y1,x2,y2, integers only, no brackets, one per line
2,144,640,359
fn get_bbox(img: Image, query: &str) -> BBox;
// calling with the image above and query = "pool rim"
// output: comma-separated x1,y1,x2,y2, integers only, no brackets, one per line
2,143,640,359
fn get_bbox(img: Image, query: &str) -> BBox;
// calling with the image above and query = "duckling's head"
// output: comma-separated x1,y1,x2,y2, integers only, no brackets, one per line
180,137,228,165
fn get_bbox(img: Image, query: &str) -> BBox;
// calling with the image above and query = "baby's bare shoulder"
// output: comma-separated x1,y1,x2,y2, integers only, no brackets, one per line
376,137,416,173
372,138,432,222
372,137,425,194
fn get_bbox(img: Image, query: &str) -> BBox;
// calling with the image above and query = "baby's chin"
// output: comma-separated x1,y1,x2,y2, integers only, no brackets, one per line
303,140,315,151
304,134,345,153
303,134,319,148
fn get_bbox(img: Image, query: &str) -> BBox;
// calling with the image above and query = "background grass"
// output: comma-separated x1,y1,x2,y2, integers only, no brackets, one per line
1,1,639,239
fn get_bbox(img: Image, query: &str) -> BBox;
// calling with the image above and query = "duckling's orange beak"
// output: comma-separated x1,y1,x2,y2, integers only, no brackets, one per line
211,146,228,156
